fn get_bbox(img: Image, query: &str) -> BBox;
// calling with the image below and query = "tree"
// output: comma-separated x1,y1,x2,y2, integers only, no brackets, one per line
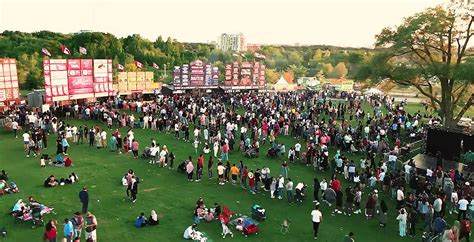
332,62,348,78
312,49,323,62
365,2,474,127
265,69,280,83
321,63,334,76
287,64,308,80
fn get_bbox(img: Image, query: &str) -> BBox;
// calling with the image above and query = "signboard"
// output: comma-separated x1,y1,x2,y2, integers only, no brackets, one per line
340,80,354,92
93,59,113,97
190,60,205,86
222,61,266,88
43,59,69,102
173,66,181,86
43,59,113,102
224,64,232,85
0,58,20,107
259,64,266,86
205,64,212,86
116,71,158,94
212,66,219,86
181,64,189,86
68,59,94,99
232,62,239,85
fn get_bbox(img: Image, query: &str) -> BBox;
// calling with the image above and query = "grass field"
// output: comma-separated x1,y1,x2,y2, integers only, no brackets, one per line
0,103,457,242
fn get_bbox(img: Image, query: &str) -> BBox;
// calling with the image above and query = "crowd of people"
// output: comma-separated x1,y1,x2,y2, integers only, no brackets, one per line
2,90,473,241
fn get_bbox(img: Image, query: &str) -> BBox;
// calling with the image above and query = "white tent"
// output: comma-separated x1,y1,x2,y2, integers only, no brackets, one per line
275,76,289,86
273,76,297,91
364,88,383,95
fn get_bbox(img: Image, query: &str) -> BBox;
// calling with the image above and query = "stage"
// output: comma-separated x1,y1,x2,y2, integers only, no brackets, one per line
405,153,473,173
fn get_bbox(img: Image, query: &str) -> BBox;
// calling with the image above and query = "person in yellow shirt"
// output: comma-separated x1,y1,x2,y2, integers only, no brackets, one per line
231,164,239,185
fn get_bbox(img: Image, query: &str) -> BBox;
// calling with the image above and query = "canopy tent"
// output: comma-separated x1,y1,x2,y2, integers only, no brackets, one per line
364,88,383,95
272,76,297,91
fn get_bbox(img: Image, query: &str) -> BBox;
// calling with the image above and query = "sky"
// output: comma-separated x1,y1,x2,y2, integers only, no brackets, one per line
0,0,446,48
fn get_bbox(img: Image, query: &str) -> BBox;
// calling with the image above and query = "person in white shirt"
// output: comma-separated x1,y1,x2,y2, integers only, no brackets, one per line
450,191,459,215
396,187,404,210
294,142,301,159
149,145,158,164
11,120,19,138
22,132,30,151
311,204,323,240
320,179,328,202
458,197,469,220
217,163,226,185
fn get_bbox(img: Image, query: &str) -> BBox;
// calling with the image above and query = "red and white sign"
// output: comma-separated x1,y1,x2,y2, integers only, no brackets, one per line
93,59,113,97
43,59,69,102
43,59,113,102
190,60,205,86
0,58,20,107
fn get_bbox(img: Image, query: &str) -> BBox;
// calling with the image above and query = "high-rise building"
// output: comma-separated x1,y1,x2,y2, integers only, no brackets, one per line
216,33,246,51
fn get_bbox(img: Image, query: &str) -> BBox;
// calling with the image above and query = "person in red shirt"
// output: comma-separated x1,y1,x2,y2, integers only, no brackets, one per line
221,143,229,161
64,156,73,167
196,154,204,181
44,220,57,242
331,176,341,191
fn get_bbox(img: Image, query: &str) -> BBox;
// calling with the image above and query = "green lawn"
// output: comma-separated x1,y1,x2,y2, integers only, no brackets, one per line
0,110,453,242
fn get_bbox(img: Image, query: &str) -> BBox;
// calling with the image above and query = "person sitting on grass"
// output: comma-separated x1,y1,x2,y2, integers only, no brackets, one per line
183,224,207,242
134,212,148,228
148,210,159,226
64,155,73,167
55,154,64,166
0,170,8,181
44,175,59,188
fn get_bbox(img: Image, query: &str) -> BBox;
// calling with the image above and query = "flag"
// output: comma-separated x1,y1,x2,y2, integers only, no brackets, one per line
135,61,143,68
117,63,125,71
152,62,159,69
232,53,239,57
41,48,51,57
79,46,87,55
61,44,71,56
240,53,246,58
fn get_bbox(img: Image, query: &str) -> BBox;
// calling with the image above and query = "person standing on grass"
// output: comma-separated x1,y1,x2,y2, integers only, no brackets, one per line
186,159,194,182
44,220,57,242
207,156,213,179
131,176,139,203
281,161,289,178
311,204,323,240
396,208,408,237
217,161,225,185
221,142,229,161
286,178,294,203
79,187,89,214
196,154,204,182
131,139,139,158
63,218,74,242
85,212,97,242
62,136,70,155
22,131,30,151
12,119,18,138
278,175,285,200
230,164,239,185
117,135,123,155
72,212,84,240
313,178,320,202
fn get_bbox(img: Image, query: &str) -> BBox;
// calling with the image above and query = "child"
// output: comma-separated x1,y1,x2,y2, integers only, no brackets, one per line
168,152,175,169
40,156,46,168
221,221,233,238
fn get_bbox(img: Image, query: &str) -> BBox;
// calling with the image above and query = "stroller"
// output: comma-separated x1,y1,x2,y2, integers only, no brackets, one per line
294,183,306,203
251,204,266,221
141,147,151,159
30,204,44,228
